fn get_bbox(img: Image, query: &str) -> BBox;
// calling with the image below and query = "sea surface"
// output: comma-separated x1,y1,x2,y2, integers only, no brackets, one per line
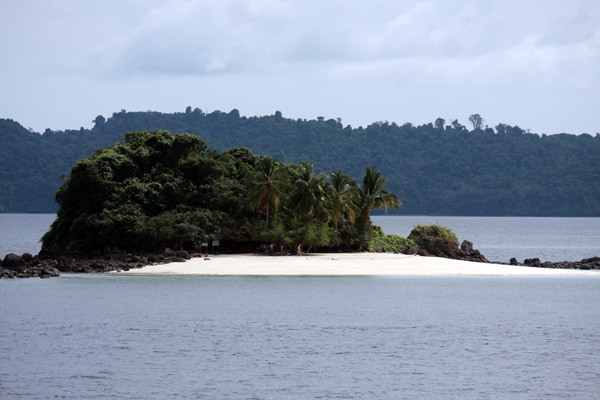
2,274,600,399
372,215,600,263
0,214,56,258
2,215,600,399
2,214,598,262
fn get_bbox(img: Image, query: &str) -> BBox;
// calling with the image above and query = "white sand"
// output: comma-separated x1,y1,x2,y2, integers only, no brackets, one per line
114,252,599,277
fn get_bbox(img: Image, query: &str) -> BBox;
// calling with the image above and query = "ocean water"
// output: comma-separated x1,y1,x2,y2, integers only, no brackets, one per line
1,214,599,262
2,215,600,399
0,214,56,258
372,215,600,262
1,274,600,399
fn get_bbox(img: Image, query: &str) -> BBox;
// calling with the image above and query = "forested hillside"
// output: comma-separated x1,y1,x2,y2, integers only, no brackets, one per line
1,108,599,216
41,131,403,254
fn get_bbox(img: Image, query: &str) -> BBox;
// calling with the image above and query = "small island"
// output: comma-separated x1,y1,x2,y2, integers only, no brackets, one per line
1,130,598,278
39,130,406,255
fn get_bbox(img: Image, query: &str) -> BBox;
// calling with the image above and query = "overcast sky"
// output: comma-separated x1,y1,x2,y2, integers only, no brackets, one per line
2,0,599,134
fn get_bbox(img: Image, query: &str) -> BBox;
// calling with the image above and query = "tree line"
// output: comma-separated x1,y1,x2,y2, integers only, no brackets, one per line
1,108,599,215
41,131,405,254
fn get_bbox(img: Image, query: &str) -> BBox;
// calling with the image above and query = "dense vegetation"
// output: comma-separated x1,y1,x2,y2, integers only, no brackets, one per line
1,108,599,215
41,131,401,254
408,224,459,255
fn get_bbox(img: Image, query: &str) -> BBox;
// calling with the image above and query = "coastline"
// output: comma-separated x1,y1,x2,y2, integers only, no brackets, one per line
113,252,600,277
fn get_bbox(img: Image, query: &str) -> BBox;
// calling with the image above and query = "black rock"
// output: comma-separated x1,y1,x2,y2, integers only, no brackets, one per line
460,240,474,252
40,267,60,279
2,253,24,270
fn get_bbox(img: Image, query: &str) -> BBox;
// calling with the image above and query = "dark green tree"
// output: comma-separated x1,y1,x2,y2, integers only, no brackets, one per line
246,155,286,228
327,170,360,230
434,117,445,130
42,132,224,252
469,114,484,130
288,161,329,223
356,167,402,250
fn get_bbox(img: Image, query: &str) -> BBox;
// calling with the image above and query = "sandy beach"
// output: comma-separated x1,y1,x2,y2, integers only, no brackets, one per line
115,252,599,277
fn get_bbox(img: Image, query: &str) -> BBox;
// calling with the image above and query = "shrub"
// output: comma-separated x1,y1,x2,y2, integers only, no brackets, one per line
368,225,418,254
407,224,458,255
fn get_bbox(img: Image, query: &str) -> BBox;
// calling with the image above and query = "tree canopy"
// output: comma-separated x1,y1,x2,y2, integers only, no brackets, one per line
1,109,599,216
41,131,401,254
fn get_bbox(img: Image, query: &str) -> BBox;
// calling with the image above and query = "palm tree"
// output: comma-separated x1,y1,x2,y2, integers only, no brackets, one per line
357,166,402,250
288,161,329,223
327,170,360,230
246,156,285,228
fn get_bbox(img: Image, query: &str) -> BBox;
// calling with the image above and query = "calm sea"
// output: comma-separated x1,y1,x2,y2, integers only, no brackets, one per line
373,216,600,263
1,274,600,399
2,215,600,399
0,214,56,259
1,214,598,262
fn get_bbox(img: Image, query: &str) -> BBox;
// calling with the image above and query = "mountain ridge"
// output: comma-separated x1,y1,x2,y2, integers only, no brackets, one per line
1,108,599,216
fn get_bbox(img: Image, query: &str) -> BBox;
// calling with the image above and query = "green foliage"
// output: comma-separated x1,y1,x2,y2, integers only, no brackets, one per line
334,219,363,249
288,161,328,222
142,209,215,250
407,224,459,254
42,132,229,252
41,130,399,254
327,170,360,229
2,109,598,216
357,166,402,250
368,225,417,254
246,156,286,227
289,219,332,252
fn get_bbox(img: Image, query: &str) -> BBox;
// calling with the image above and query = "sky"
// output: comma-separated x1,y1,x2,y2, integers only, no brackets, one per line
1,0,599,135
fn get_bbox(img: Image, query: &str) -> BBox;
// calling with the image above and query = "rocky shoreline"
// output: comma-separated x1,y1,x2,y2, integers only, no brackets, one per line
2,246,599,279
513,256,600,270
416,239,600,271
0,249,192,279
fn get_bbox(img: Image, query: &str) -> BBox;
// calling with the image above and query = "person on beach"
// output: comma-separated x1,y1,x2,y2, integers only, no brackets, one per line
296,243,302,256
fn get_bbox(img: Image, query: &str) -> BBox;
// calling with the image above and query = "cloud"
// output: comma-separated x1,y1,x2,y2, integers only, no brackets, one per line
83,0,598,90
338,1,600,88
91,0,295,76
1,0,598,134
